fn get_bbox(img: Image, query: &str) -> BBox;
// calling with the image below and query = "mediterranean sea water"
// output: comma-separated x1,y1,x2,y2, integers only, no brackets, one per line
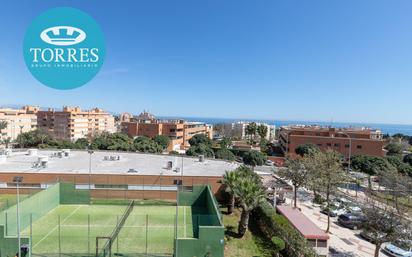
159,116,412,136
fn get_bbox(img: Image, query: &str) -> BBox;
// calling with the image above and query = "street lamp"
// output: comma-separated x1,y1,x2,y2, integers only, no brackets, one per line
88,149,94,192
13,176,23,257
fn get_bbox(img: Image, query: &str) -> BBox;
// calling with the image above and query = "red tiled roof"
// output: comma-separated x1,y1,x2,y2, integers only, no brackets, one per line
276,206,329,240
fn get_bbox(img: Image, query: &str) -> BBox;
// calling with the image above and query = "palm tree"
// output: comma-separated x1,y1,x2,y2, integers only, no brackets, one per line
257,124,268,140
222,170,239,215
0,120,7,141
2,137,11,148
245,122,257,144
234,176,265,237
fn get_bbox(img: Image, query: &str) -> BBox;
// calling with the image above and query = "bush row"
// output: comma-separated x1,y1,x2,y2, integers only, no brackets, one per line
252,201,318,257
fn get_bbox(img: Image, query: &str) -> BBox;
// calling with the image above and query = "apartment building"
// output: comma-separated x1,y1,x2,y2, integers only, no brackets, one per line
121,111,212,151
0,106,39,140
37,106,115,141
279,125,385,158
215,121,276,141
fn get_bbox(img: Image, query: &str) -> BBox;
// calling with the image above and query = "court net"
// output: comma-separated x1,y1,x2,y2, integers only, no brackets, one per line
98,200,134,257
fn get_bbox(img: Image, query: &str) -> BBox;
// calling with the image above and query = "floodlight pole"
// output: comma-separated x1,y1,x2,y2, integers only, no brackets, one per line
13,176,23,257
88,149,94,192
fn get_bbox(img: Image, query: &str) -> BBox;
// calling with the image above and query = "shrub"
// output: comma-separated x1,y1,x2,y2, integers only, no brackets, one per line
215,148,236,161
252,201,317,257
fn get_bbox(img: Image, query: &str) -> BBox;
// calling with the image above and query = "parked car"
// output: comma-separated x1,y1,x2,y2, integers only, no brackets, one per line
265,160,274,166
338,213,366,229
359,230,384,243
320,206,346,217
383,241,412,257
346,205,362,214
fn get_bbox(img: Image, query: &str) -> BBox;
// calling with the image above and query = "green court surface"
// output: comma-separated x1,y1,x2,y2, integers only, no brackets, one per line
21,204,193,256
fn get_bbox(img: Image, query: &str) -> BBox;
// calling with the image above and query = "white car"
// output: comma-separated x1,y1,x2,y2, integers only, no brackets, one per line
383,242,412,257
265,160,274,166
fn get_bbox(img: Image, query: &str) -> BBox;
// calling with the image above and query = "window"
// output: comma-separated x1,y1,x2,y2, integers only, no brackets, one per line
173,179,182,185
94,184,128,189
307,239,316,247
317,144,322,147
345,144,350,148
334,143,340,147
317,240,327,248
357,145,362,149
326,143,332,147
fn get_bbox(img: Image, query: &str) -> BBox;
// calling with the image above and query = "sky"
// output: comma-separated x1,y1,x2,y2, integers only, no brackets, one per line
0,0,412,124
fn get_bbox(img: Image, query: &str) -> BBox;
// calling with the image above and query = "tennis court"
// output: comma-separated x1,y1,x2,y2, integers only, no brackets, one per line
21,203,193,257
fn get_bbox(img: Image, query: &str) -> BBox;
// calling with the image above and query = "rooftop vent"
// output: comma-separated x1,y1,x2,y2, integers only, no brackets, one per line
199,155,205,162
104,155,120,161
27,149,38,156
166,161,173,170
127,168,138,173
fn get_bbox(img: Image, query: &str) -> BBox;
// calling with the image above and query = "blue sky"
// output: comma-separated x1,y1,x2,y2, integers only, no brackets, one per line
0,0,412,124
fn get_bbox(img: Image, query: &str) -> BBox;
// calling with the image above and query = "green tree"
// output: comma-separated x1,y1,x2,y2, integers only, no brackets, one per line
218,137,232,149
279,158,308,208
215,148,235,161
362,198,411,257
385,142,403,156
242,150,266,168
295,143,319,157
74,138,89,149
304,150,347,233
186,143,214,158
233,175,265,237
403,154,412,166
0,120,7,141
133,136,162,153
245,122,257,143
154,135,171,150
351,155,391,176
257,124,268,139
386,156,412,176
188,134,212,147
2,137,11,148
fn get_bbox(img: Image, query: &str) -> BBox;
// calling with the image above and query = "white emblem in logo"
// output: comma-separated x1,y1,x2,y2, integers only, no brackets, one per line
40,26,86,46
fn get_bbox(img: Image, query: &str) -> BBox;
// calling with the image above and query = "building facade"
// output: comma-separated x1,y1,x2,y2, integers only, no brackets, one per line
279,125,385,158
121,112,212,151
37,106,115,141
0,106,39,141
215,121,276,141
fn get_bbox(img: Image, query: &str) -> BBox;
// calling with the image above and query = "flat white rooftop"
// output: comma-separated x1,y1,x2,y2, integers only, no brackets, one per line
0,150,238,176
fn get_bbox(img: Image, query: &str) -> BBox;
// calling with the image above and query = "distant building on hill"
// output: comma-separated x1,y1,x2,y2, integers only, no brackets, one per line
120,111,213,151
279,125,385,158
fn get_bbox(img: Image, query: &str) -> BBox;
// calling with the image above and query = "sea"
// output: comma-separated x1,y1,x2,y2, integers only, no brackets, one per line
159,116,412,136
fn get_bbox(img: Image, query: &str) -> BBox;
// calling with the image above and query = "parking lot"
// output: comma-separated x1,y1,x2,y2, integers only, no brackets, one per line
283,188,391,257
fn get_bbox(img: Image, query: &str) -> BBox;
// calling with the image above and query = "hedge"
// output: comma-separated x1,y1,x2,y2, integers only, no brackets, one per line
252,201,318,257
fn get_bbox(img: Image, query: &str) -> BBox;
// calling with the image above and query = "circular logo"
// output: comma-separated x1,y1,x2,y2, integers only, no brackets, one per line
23,7,105,90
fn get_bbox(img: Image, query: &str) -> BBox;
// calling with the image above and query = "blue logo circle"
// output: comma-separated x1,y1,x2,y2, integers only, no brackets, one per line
23,7,105,90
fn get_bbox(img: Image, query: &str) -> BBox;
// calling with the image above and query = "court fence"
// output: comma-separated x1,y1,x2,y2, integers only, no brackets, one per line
0,183,224,257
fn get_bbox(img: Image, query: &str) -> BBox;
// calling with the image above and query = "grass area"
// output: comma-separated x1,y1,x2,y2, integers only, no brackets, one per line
222,208,272,257
21,204,192,256
372,191,412,213
91,198,176,206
